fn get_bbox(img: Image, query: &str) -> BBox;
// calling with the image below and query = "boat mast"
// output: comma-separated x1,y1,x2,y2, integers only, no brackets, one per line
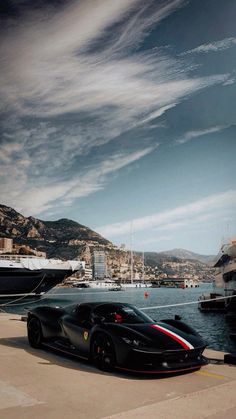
142,251,145,280
130,222,133,283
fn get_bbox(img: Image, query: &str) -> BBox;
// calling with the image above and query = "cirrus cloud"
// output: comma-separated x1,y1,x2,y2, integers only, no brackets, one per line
0,0,232,218
97,190,236,238
181,37,236,55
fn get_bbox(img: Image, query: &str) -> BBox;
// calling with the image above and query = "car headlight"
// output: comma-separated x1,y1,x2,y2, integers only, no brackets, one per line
121,337,146,347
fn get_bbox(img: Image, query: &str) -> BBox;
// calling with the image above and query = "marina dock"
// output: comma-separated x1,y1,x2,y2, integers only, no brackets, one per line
0,312,236,419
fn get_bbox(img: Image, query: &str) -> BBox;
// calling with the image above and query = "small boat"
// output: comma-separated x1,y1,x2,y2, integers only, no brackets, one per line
198,293,226,312
71,281,90,289
107,285,124,291
71,279,121,290
121,281,152,289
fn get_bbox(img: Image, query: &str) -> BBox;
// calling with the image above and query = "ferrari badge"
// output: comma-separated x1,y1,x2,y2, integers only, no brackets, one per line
83,331,89,341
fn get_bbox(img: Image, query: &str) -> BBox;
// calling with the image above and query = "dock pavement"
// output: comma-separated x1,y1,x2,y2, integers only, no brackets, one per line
0,312,236,419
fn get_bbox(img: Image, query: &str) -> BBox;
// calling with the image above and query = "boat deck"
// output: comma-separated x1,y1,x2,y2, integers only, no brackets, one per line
1,312,236,419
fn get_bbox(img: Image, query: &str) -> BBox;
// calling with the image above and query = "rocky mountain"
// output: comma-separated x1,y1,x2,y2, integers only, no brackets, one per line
135,251,178,266
135,249,215,269
0,204,215,267
156,248,215,264
0,204,112,259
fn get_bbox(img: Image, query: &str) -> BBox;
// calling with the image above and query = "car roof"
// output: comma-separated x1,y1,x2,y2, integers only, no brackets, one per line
77,302,134,309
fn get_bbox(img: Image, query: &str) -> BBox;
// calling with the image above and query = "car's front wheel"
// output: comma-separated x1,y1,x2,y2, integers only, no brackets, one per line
91,333,115,371
27,317,43,348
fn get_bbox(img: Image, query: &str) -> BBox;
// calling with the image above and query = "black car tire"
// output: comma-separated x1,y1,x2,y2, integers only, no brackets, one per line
27,317,43,348
91,333,116,372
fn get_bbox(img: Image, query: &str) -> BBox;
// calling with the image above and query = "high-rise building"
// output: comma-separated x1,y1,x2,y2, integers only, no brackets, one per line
92,250,107,279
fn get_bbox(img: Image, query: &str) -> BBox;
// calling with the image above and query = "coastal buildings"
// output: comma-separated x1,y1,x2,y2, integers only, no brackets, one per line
0,237,46,257
0,235,215,285
0,237,13,253
158,277,200,288
80,244,92,265
83,266,93,281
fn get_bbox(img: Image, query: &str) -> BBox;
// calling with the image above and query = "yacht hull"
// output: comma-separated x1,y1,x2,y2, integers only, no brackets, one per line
0,267,72,297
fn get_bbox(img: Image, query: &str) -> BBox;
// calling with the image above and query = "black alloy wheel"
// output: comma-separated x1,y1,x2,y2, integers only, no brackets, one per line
27,317,43,348
91,333,116,371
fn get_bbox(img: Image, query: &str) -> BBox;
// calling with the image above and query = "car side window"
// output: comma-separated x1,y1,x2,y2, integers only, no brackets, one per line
93,305,126,323
93,305,117,322
93,304,153,324
75,305,91,324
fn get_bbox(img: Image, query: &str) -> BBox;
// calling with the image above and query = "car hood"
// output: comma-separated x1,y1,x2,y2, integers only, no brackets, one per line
112,322,205,350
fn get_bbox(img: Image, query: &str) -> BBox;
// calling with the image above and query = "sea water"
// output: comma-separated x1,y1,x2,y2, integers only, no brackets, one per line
1,283,235,353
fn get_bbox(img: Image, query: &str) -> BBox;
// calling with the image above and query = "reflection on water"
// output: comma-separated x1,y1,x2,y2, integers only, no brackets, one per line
1,284,236,353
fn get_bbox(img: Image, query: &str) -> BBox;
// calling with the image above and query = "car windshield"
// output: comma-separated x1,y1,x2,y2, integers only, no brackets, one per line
93,304,153,324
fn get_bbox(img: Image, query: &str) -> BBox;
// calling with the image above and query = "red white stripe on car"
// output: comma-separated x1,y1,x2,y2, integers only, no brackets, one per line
151,324,194,350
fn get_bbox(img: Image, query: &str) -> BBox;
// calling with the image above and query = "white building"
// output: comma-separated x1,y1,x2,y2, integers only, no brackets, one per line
0,237,13,253
83,267,93,280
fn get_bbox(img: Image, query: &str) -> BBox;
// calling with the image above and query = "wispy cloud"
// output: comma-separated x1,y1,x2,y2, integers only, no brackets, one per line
0,0,188,118
0,147,154,215
181,37,236,55
0,0,231,214
0,0,228,122
66,147,155,201
137,235,173,246
97,190,236,237
177,125,228,144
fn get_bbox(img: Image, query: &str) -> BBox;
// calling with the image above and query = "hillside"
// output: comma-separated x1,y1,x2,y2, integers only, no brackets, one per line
136,251,179,268
0,204,112,259
0,204,215,271
135,249,214,268
156,248,215,264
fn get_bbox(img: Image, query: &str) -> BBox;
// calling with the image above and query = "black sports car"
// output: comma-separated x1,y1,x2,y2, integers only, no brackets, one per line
27,302,208,374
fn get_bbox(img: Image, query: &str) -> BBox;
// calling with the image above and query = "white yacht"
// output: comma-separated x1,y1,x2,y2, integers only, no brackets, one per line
0,254,85,297
214,239,236,314
199,239,236,314
71,278,122,290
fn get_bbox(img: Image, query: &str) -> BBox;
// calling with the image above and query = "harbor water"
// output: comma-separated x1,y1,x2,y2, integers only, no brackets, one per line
1,283,236,353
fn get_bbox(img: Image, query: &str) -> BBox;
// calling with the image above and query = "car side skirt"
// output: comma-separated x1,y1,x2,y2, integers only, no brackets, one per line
43,342,89,361
116,364,206,374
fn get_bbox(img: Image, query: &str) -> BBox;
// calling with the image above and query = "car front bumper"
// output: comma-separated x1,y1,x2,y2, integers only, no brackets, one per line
116,346,208,374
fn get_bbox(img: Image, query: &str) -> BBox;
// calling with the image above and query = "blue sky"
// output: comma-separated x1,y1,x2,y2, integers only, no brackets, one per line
0,0,235,254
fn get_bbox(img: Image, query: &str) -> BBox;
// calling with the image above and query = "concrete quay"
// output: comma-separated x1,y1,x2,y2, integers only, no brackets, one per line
0,312,236,419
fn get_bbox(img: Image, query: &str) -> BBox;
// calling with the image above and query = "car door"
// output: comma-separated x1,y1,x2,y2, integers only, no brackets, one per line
62,304,92,357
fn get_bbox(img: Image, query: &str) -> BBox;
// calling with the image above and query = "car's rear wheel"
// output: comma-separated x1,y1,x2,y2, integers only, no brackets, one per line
91,333,115,371
27,317,43,348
